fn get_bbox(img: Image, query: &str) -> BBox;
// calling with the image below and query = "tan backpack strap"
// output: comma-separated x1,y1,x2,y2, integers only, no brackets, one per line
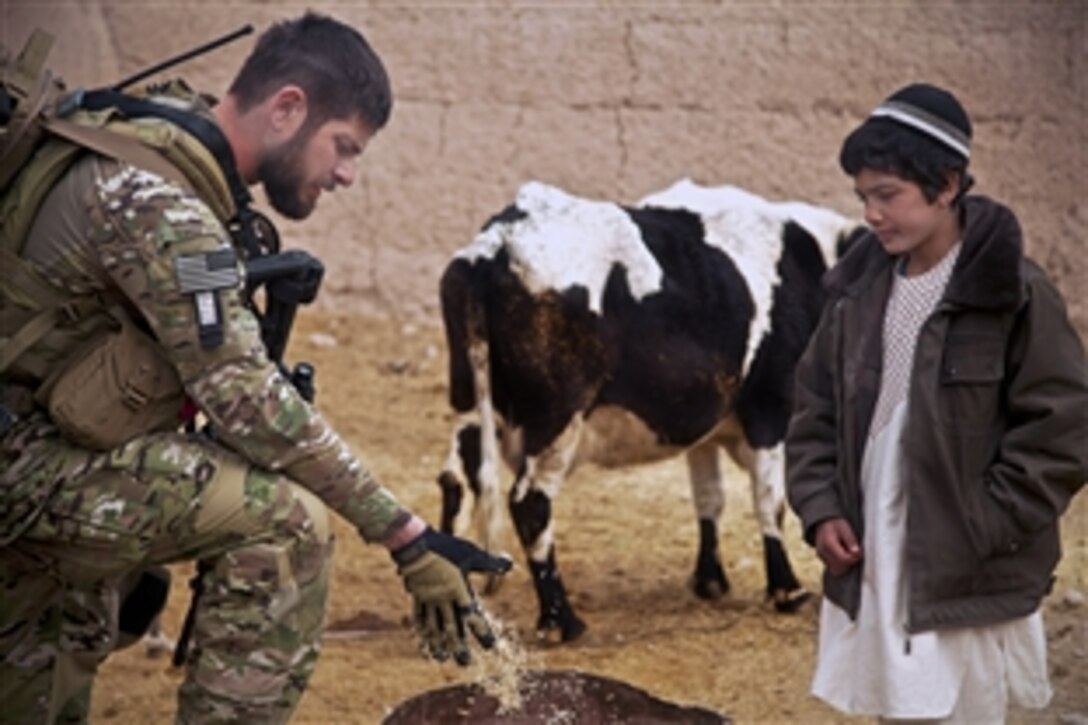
0,30,65,191
44,115,234,222
6,29,54,94
42,116,190,189
2,115,219,259
156,125,235,222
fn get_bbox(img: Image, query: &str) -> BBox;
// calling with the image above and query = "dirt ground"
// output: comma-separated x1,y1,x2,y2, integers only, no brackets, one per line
91,311,1087,724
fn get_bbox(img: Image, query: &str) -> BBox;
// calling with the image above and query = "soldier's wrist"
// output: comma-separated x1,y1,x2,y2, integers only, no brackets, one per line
382,514,427,553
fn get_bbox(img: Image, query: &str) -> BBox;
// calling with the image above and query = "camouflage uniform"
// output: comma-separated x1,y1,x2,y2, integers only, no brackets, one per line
0,153,410,723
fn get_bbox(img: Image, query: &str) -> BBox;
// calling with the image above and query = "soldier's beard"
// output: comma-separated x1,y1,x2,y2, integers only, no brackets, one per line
257,131,314,221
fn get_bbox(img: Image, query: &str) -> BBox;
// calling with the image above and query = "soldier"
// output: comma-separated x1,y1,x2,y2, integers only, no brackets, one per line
0,12,509,724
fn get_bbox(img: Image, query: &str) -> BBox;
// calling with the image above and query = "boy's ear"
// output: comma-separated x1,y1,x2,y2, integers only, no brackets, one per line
939,170,961,208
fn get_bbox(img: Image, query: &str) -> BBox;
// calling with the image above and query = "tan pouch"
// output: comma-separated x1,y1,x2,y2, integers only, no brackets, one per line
46,317,185,450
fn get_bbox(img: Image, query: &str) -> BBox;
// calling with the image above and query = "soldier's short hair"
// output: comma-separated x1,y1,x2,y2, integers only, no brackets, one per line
228,12,392,131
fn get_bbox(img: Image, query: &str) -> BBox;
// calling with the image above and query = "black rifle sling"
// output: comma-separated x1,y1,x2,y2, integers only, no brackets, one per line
78,89,266,260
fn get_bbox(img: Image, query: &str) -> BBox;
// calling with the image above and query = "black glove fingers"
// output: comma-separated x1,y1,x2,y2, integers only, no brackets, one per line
464,549,514,575
437,600,466,664
451,607,471,666
425,528,513,576
420,603,449,662
487,553,513,575
464,606,498,650
454,603,467,641
454,576,476,608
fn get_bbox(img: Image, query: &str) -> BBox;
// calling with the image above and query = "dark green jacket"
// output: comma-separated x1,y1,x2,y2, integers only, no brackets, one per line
786,194,1087,632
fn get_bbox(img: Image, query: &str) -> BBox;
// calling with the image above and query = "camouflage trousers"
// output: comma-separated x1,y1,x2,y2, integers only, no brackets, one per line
0,416,334,724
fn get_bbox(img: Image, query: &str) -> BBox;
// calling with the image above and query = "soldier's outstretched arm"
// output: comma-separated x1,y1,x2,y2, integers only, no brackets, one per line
89,156,407,542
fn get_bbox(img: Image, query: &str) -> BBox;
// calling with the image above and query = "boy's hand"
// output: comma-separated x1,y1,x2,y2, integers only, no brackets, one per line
814,517,862,576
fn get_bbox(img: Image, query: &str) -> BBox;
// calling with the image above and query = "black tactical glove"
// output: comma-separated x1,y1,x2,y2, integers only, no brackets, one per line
392,527,512,665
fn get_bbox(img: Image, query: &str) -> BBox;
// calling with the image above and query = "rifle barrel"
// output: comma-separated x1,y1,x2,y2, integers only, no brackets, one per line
113,24,254,91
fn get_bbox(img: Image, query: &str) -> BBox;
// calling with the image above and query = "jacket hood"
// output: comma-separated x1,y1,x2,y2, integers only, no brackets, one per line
825,195,1025,311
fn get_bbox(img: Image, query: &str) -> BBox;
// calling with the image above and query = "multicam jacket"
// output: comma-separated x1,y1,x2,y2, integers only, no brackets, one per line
786,195,1087,632
1,148,410,545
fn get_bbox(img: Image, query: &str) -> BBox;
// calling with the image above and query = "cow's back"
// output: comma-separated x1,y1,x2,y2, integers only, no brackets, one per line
443,180,856,459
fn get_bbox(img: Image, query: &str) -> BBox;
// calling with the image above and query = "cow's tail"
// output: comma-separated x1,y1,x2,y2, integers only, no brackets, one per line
439,259,507,566
440,258,481,415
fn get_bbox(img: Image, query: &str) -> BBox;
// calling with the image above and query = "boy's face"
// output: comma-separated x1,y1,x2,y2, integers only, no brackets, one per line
853,168,957,260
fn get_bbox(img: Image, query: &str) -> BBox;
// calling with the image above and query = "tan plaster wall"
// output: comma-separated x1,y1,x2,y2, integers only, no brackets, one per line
5,1,1085,331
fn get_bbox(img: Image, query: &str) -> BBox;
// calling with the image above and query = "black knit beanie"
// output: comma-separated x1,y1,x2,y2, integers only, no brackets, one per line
866,83,972,160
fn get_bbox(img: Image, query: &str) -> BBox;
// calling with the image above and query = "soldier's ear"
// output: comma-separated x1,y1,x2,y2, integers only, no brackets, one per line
267,85,308,138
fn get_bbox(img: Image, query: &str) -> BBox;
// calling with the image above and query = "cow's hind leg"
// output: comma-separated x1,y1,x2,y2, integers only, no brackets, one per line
749,444,811,612
508,418,586,642
763,534,809,612
686,443,730,599
726,441,811,612
509,485,585,642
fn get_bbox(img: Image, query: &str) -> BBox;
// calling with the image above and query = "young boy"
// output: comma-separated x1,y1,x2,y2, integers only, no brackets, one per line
786,83,1087,722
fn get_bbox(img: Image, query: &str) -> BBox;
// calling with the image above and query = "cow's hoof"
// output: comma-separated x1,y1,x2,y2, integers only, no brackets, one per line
770,587,813,613
561,615,587,642
536,613,587,643
691,571,731,600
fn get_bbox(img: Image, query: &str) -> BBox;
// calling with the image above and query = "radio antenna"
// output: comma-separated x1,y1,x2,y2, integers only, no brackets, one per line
113,24,253,91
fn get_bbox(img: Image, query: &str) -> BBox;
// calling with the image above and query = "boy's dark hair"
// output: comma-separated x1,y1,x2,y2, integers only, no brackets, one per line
228,12,392,131
840,83,974,204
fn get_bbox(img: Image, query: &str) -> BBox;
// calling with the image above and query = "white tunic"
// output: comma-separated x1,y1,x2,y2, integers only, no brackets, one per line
810,245,1051,721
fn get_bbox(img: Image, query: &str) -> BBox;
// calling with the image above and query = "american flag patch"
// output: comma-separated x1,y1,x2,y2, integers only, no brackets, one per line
175,248,240,293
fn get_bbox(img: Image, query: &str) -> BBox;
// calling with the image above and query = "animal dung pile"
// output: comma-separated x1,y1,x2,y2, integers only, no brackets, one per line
381,669,730,724
322,609,401,639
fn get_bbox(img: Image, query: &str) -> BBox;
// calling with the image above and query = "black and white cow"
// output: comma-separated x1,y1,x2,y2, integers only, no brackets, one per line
437,179,864,642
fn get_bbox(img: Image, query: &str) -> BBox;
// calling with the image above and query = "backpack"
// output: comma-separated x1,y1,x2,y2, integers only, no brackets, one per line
0,28,66,191
2,30,242,256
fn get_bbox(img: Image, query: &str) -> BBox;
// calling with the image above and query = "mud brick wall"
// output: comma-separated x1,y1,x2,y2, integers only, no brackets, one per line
5,2,1084,332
